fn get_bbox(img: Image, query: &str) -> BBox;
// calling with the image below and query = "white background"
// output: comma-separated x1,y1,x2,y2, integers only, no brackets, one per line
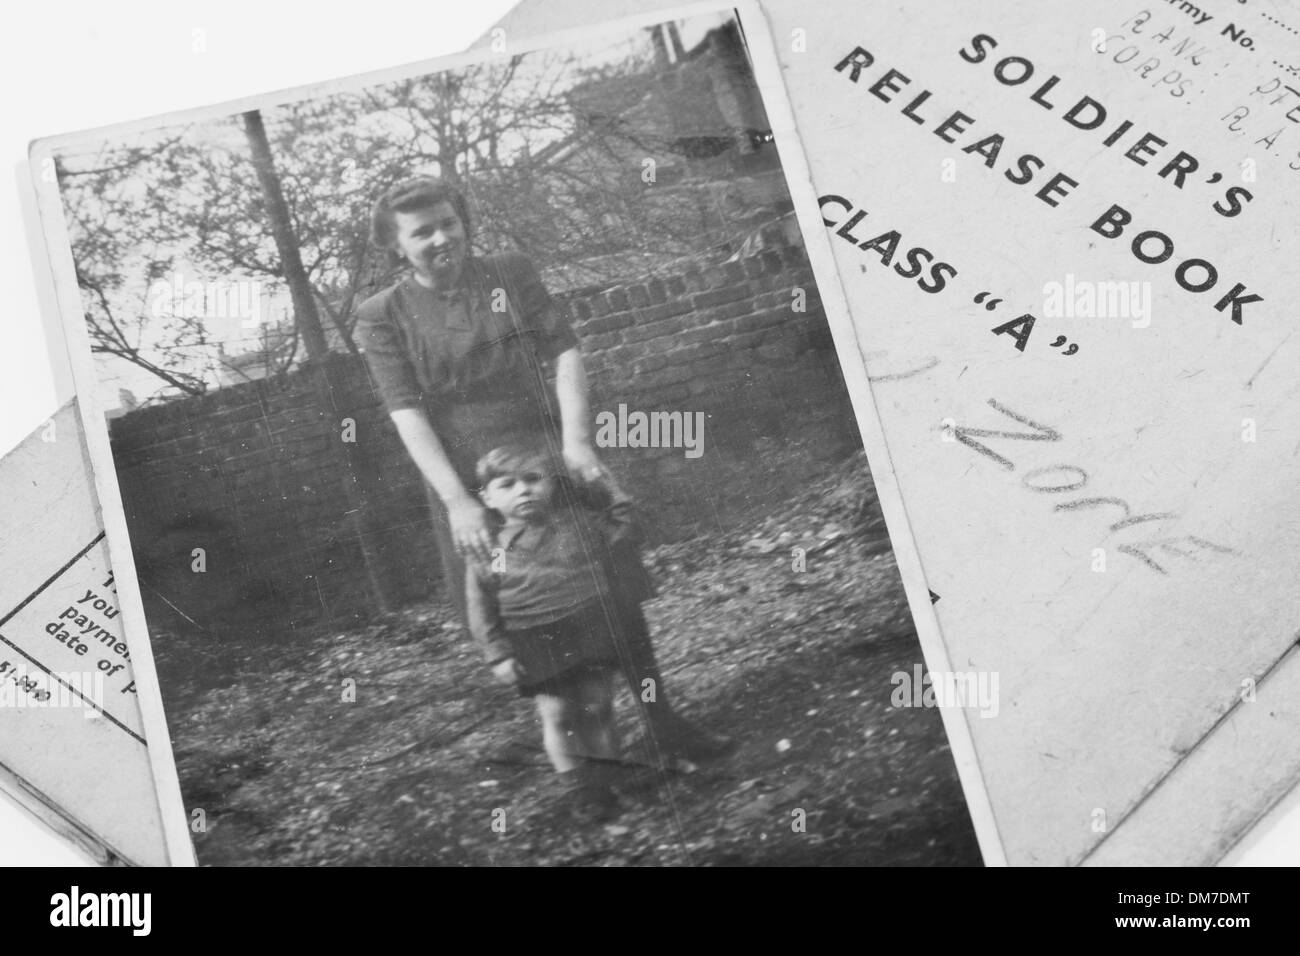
0,0,1294,866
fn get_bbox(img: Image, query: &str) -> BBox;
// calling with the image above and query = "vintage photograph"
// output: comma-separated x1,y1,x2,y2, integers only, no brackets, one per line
43,7,983,865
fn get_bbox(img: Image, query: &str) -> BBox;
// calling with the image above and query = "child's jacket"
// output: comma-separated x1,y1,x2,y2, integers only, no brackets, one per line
465,486,648,670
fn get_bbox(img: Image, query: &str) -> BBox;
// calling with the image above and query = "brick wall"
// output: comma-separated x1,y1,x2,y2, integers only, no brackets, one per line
109,242,864,637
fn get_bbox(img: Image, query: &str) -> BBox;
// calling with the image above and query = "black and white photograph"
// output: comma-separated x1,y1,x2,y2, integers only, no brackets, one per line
32,5,988,866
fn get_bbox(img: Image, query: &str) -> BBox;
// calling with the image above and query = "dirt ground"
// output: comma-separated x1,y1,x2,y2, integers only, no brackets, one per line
157,452,984,866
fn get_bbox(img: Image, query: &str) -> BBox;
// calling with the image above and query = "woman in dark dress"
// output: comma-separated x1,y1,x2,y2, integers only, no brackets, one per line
355,176,733,764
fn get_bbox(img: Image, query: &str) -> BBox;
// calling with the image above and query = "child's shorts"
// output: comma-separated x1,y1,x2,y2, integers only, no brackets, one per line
505,601,623,698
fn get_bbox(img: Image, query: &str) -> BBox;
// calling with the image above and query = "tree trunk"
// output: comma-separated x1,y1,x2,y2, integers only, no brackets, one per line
242,109,393,616
241,110,331,360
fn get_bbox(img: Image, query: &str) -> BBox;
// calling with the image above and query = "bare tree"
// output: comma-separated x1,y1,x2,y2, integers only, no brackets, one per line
57,29,757,398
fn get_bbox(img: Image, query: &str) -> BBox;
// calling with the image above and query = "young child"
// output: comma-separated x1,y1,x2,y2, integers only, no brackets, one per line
464,443,639,821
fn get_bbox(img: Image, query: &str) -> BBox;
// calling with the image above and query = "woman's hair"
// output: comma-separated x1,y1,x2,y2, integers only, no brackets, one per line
369,176,473,250
475,443,560,489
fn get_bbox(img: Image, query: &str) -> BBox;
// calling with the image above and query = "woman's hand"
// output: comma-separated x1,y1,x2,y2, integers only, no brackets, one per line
389,410,494,561
492,657,526,686
563,439,607,484
447,495,494,564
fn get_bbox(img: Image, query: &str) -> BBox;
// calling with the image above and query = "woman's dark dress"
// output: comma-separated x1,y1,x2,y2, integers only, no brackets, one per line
355,251,578,619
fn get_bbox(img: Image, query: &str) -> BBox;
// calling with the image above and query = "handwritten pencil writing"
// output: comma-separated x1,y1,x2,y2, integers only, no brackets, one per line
946,399,1238,574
